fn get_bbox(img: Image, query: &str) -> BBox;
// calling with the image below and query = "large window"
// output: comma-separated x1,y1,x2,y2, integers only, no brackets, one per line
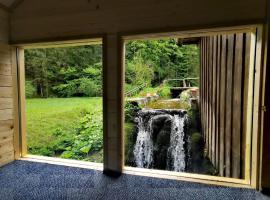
22,42,104,163
123,29,258,182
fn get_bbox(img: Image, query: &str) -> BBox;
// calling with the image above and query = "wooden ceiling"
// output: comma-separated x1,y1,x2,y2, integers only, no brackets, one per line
0,0,15,7
0,0,23,10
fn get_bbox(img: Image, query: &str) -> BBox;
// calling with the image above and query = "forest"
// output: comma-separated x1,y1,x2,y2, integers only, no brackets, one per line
25,39,199,162
25,39,199,98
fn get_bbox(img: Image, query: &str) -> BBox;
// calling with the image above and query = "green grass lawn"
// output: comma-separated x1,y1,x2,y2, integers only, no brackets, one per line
26,97,103,162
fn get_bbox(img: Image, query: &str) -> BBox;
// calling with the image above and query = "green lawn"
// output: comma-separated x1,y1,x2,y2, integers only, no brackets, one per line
26,97,103,162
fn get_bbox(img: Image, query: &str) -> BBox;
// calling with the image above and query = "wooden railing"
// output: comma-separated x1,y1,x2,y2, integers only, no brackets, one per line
125,83,146,97
163,77,199,88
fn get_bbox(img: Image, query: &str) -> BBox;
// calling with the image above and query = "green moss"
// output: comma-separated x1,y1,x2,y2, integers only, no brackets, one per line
145,100,190,110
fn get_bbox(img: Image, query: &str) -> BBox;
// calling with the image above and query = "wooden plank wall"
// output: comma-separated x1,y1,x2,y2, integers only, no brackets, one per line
0,8,15,167
200,33,250,179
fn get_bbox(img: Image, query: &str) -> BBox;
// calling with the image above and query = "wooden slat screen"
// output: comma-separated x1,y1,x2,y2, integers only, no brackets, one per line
200,33,251,179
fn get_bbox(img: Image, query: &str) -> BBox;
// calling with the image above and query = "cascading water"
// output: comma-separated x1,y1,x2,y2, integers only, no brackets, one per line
133,116,154,168
167,114,187,172
133,109,188,172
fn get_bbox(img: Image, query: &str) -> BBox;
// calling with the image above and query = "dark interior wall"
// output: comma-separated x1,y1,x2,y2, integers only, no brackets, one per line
10,0,267,43
260,0,270,190
261,37,270,189
261,25,270,191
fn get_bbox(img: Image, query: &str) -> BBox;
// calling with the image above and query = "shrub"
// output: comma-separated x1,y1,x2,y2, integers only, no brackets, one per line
78,78,102,97
25,81,36,98
53,78,102,97
125,56,154,87
60,111,103,160
125,102,140,123
157,85,171,98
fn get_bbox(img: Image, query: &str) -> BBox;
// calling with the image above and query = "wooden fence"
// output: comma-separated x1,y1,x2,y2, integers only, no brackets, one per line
200,33,251,179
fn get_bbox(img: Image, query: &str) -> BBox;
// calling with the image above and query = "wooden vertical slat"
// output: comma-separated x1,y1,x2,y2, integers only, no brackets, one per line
205,37,209,152
242,33,251,179
199,38,204,139
211,36,217,164
205,37,208,147
208,37,213,160
225,34,235,177
219,35,227,177
232,33,244,178
215,35,221,169
202,38,206,142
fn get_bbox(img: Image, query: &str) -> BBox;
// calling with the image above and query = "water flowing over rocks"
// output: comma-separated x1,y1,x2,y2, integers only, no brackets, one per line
133,109,189,171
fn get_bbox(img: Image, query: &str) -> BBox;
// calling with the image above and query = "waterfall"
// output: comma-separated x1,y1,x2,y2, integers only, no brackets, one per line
133,116,154,168
167,114,187,172
133,109,187,172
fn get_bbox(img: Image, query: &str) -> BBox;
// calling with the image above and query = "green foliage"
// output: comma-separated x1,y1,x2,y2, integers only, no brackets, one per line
53,78,102,97
60,111,103,159
25,40,199,98
157,85,171,98
26,98,103,162
25,45,102,98
125,40,199,87
125,102,140,123
125,55,154,87
25,81,36,98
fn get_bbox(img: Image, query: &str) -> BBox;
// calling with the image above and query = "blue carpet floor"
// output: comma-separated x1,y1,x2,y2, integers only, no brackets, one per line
0,161,269,200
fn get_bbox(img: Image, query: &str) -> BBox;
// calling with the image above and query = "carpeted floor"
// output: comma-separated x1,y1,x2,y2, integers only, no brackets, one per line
0,161,269,200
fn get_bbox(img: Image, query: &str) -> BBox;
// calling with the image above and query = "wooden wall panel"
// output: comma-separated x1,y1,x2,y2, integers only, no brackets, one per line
200,32,248,179
0,7,15,167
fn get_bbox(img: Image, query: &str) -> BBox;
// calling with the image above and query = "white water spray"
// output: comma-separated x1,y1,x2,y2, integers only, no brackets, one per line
133,116,154,168
133,109,187,172
167,114,187,172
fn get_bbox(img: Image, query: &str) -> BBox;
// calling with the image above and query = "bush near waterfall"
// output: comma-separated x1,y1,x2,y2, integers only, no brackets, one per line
125,102,141,123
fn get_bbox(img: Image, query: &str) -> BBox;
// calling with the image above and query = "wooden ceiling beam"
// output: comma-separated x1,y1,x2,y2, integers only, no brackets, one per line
10,0,24,10
0,2,10,12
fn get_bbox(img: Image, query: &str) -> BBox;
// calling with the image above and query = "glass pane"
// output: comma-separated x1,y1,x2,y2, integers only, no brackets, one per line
25,44,103,163
124,33,253,179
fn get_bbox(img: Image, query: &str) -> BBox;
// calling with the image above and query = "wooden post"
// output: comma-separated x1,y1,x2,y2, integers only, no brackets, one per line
103,34,124,176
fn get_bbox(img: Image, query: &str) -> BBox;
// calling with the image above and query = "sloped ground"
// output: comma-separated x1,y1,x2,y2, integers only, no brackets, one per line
0,161,269,200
